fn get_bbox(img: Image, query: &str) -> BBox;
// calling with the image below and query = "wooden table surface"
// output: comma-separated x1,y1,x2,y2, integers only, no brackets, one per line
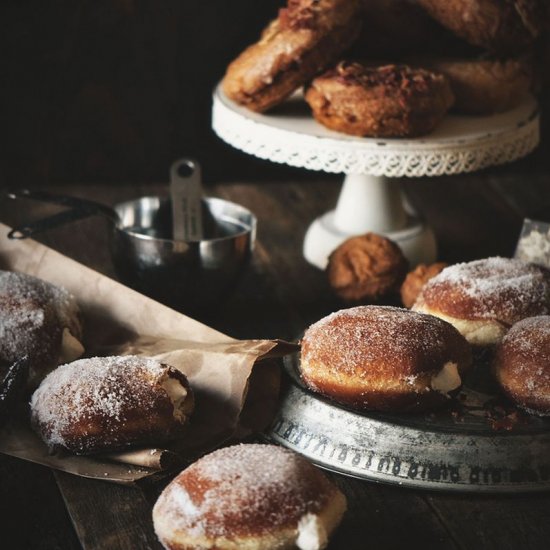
2,162,550,549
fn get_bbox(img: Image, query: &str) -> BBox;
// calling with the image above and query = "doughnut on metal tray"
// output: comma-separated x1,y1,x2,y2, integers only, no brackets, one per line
265,351,550,493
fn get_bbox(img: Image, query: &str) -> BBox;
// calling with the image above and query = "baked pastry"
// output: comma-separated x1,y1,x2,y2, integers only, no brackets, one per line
153,443,346,550
327,233,408,302
351,0,479,59
494,316,550,416
300,306,472,412
0,270,83,387
401,262,448,308
30,355,194,454
222,0,361,112
411,57,532,114
415,0,545,54
413,257,550,346
304,62,454,137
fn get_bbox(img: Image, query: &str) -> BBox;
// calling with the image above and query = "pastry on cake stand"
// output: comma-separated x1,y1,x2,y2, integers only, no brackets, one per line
212,86,539,268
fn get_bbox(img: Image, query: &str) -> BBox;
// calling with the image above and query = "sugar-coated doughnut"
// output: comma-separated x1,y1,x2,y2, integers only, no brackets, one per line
300,306,472,412
222,0,361,112
413,257,550,346
305,62,454,137
327,233,408,302
153,443,346,550
0,270,83,386
30,356,194,454
494,316,550,416
400,262,448,309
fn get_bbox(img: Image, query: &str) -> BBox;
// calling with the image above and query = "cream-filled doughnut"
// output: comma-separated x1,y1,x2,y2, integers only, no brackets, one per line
30,355,194,454
413,257,550,346
0,270,84,386
153,443,346,550
494,316,550,416
300,305,472,412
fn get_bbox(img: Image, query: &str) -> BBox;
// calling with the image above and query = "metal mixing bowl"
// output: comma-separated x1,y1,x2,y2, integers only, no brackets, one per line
111,196,256,312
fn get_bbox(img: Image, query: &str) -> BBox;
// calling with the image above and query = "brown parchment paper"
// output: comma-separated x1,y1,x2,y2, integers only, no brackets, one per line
0,223,296,483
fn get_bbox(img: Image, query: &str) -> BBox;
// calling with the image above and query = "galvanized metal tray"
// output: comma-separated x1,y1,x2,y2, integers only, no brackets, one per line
265,351,550,493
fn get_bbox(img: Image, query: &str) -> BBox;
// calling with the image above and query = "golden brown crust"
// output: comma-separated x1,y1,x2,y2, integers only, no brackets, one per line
327,233,409,302
401,262,448,308
30,356,194,454
415,0,545,54
494,316,550,415
222,0,361,112
414,257,550,325
300,306,472,412
153,444,346,549
305,62,454,137
411,56,533,114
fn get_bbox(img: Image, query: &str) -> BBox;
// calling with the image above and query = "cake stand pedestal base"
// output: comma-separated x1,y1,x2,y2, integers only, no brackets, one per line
303,173,437,269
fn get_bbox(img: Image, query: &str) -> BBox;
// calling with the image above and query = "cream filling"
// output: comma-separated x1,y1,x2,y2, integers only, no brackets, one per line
413,305,506,345
58,328,85,364
296,514,328,550
161,375,190,423
431,362,461,395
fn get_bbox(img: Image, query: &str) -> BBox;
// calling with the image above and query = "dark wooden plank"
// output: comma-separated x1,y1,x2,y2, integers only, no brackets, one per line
54,472,161,550
403,173,523,262
424,493,550,550
330,477,460,550
0,455,81,550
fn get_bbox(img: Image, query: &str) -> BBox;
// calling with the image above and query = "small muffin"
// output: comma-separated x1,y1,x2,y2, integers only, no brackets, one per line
327,233,409,302
415,0,545,54
153,444,347,550
401,262,448,308
30,356,194,454
222,0,361,112
494,316,550,416
413,257,550,346
305,62,454,137
412,56,533,114
0,270,83,387
300,306,472,412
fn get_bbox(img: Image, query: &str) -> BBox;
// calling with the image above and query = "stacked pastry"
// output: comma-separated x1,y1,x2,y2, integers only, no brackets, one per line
222,0,547,137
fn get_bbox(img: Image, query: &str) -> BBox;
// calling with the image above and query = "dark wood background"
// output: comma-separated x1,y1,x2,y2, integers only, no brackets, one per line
1,0,549,188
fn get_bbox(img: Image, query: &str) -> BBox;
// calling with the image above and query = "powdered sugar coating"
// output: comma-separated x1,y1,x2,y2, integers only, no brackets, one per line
302,305,465,377
299,306,471,412
31,355,191,453
416,257,550,324
153,444,339,540
0,270,82,383
495,316,550,415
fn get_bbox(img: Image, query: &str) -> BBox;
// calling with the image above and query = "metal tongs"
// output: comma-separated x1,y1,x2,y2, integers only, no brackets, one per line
4,189,119,240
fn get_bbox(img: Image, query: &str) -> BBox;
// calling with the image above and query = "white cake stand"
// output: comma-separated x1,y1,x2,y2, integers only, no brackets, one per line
212,86,539,268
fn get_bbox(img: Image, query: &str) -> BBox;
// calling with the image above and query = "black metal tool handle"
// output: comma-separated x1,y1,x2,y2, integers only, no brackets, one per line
5,188,117,217
3,188,119,240
8,208,100,239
